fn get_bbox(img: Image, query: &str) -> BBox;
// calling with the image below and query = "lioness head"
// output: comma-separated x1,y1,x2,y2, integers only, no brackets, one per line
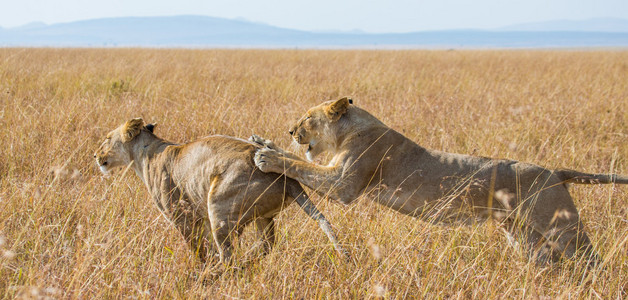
289,97,352,161
94,118,156,175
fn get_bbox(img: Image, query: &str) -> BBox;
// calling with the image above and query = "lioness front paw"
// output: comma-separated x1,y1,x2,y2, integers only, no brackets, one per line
254,148,284,173
249,134,276,149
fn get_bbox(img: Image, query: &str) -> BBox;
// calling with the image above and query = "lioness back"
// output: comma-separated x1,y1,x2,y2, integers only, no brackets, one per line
172,135,259,172
167,135,294,218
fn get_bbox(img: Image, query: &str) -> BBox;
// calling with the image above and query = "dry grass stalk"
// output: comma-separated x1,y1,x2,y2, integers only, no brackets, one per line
0,48,627,298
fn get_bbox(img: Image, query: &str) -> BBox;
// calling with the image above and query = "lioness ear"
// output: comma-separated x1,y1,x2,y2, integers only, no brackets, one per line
122,118,144,142
325,97,351,121
145,123,157,133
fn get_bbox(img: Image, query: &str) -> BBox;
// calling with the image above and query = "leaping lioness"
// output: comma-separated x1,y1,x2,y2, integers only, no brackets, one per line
94,118,346,265
252,97,628,264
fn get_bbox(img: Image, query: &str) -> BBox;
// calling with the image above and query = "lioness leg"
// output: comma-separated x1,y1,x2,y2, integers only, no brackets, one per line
209,216,236,264
254,217,276,254
160,179,214,262
254,148,367,204
524,187,599,264
527,222,598,265
550,222,599,264
521,226,559,264
171,212,213,262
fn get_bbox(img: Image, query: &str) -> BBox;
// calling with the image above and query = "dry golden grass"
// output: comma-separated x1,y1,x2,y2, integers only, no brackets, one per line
1,48,627,298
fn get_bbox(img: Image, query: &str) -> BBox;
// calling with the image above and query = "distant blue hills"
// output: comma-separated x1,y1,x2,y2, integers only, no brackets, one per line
498,17,628,32
1,15,627,48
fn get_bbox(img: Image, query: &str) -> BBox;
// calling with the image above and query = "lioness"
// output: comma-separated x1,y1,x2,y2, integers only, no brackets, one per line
94,118,346,265
252,97,628,264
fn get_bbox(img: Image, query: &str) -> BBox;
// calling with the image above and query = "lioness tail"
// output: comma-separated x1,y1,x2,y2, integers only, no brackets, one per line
557,169,628,184
288,184,350,260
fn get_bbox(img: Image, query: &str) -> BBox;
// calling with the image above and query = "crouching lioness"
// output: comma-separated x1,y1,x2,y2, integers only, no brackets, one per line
94,118,346,265
252,97,628,264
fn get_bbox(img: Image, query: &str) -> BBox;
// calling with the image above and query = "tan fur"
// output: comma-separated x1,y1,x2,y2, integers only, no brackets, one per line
253,98,628,265
94,118,346,265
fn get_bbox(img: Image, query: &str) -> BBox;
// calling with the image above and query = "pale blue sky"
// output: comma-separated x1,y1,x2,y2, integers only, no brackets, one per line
2,0,627,32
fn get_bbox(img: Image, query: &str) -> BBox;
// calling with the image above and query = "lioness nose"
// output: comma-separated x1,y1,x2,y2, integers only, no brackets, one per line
289,129,294,135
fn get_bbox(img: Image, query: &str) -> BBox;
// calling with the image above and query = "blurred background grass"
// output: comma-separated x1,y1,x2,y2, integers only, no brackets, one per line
0,48,627,298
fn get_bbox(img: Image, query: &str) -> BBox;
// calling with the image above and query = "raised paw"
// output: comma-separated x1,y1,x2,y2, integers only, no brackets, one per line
254,148,284,173
249,134,276,149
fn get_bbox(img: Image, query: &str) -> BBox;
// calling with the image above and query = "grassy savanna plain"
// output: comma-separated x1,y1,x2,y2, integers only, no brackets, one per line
0,48,627,298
